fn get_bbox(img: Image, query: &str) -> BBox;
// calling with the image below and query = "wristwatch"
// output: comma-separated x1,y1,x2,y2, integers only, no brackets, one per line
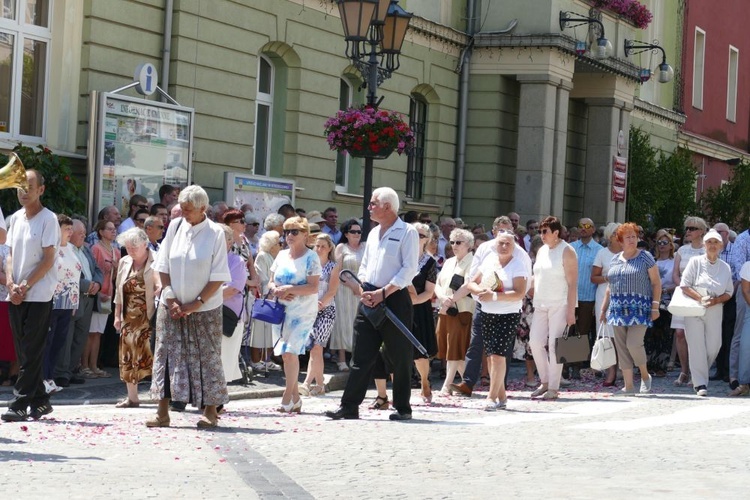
196,295,204,304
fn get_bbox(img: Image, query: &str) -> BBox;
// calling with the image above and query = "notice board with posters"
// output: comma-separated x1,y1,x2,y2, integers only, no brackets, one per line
223,172,296,226
89,92,195,221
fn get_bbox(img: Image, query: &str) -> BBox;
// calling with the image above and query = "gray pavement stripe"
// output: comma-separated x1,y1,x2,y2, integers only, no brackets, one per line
212,432,314,499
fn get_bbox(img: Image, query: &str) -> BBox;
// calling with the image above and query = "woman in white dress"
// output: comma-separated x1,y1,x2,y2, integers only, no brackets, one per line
590,222,621,387
671,216,707,386
248,231,282,371
330,219,364,371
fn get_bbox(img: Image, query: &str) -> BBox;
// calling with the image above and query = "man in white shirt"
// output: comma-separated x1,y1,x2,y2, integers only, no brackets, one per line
523,219,539,252
326,187,418,421
451,216,532,397
2,170,60,422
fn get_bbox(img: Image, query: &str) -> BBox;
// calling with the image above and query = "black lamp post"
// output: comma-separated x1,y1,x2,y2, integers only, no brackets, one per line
623,40,674,83
336,0,412,233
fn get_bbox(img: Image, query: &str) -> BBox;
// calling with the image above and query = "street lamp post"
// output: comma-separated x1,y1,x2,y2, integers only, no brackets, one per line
336,0,412,233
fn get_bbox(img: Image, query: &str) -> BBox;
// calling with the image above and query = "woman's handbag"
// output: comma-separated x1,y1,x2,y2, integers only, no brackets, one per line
96,294,113,315
590,322,616,371
555,325,590,364
222,305,240,337
667,287,706,317
251,293,286,325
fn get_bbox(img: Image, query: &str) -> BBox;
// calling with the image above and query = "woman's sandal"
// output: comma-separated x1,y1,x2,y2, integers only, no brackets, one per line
197,416,218,429
368,395,390,410
145,414,170,427
115,398,140,408
673,372,690,386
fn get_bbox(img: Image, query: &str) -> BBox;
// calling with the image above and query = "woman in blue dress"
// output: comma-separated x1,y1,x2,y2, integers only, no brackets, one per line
600,223,662,395
269,217,321,413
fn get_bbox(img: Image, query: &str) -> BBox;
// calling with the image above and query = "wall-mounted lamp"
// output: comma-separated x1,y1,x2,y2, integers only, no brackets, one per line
624,39,674,83
559,11,612,60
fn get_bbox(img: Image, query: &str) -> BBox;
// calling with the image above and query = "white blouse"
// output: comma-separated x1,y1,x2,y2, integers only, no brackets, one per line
153,216,231,311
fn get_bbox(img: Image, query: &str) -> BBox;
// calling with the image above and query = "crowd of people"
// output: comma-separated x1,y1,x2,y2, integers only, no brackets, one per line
2,177,750,425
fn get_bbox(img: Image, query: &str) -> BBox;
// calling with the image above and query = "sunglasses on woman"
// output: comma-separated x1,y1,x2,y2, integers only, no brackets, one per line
657,240,670,246
685,226,699,232
284,229,303,236
348,230,362,234
449,240,465,245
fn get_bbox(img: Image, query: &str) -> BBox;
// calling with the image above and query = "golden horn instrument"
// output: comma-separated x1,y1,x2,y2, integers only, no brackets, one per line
0,153,29,191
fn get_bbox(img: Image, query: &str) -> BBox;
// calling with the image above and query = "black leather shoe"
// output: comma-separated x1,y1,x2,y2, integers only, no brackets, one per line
389,411,412,421
325,406,359,420
54,377,70,388
69,375,86,385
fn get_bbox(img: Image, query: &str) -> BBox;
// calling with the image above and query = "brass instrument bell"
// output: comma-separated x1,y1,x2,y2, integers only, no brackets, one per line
0,153,29,192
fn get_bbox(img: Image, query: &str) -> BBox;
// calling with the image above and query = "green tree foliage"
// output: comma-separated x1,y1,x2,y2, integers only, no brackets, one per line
700,160,750,230
0,144,86,218
627,127,698,231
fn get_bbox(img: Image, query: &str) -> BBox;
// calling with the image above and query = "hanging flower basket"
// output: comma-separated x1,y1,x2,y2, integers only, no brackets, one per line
324,106,414,159
589,0,653,29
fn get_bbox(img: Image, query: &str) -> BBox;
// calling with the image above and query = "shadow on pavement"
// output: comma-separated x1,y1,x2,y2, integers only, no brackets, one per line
0,450,104,462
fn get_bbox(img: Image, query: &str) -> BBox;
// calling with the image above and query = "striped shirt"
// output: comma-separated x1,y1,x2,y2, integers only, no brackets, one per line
606,250,656,327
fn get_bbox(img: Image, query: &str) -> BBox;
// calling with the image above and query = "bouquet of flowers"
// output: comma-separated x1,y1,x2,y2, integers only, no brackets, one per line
324,106,414,158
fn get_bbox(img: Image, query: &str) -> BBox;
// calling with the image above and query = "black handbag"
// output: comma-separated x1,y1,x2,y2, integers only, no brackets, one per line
361,303,387,328
449,274,465,291
251,293,286,325
555,325,590,364
222,305,240,337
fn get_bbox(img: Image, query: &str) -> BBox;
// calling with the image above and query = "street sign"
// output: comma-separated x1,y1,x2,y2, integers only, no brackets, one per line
134,63,158,96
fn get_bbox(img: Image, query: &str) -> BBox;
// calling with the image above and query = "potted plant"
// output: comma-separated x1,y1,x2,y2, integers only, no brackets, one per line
324,106,414,159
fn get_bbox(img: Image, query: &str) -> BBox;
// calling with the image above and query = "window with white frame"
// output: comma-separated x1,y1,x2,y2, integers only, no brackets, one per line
692,28,705,110
254,55,274,176
0,0,51,138
335,78,352,190
406,95,427,200
727,45,739,123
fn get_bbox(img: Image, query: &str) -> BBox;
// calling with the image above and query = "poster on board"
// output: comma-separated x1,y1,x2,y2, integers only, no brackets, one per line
92,92,194,219
223,172,296,225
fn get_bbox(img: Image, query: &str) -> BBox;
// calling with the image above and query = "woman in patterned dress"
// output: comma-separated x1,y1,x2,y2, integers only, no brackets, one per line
591,222,622,386
148,186,231,428
269,216,321,413
331,219,364,371
300,234,340,396
600,223,662,395
43,215,81,394
113,228,157,408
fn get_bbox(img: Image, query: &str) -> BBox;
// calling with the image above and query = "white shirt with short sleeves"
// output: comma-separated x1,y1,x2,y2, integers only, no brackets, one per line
153,216,231,311
7,207,60,302
476,256,528,315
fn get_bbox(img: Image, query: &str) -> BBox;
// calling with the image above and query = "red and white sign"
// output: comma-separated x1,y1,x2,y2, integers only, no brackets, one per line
611,156,628,202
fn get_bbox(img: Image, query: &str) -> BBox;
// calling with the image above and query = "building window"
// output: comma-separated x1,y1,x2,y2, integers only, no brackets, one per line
692,28,706,110
727,45,739,123
335,78,352,190
406,95,427,200
0,0,51,138
254,56,274,176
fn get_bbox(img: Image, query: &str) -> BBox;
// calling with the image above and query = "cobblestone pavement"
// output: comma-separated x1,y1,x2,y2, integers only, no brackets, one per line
2,368,750,499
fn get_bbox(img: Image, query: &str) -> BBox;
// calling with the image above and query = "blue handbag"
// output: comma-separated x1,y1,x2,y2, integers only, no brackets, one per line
251,293,286,325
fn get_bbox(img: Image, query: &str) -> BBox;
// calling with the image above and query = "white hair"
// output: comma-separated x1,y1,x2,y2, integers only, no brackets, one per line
116,228,149,248
450,228,474,247
372,187,399,213
603,222,622,241
178,185,209,210
218,223,233,243
259,230,280,253
264,213,285,230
